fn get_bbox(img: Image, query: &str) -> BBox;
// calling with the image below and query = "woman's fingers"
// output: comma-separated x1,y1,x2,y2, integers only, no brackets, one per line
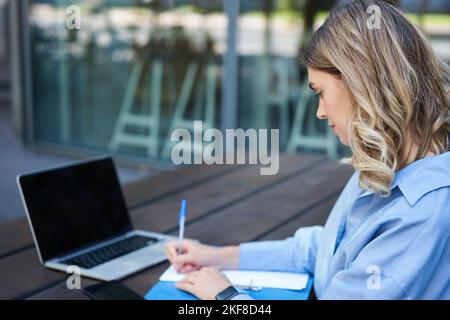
175,280,196,295
182,270,199,282
175,273,198,294
166,240,193,257
166,248,194,272
178,264,191,273
164,246,173,261
179,263,198,274
165,240,202,272
165,241,186,262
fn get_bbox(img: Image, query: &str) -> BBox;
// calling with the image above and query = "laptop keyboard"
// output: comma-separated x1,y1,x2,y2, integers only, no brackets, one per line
61,235,159,269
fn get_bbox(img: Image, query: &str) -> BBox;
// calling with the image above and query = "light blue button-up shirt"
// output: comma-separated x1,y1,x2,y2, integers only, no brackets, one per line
233,150,450,299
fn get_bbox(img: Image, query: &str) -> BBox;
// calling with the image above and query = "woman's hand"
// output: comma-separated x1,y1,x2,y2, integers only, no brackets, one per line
165,240,239,273
175,267,232,300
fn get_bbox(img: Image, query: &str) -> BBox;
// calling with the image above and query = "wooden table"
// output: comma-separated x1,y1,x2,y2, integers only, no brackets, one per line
0,154,353,300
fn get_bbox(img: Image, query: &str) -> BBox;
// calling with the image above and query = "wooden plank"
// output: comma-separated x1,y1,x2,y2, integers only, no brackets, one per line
0,249,64,300
25,160,352,300
130,154,323,233
0,218,33,258
257,193,340,241
124,163,241,208
144,161,353,246
2,154,323,299
0,162,239,259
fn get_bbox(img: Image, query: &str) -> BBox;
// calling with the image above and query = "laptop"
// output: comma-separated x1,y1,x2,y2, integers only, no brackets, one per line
17,156,178,281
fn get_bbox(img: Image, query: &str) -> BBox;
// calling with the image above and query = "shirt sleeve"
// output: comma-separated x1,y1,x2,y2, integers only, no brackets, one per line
319,261,407,299
320,189,450,299
239,226,323,274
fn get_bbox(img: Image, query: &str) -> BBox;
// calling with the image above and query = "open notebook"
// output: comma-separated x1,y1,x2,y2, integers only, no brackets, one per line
159,266,309,291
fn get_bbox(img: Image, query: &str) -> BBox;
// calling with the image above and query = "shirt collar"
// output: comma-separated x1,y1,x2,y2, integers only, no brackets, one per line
356,150,450,206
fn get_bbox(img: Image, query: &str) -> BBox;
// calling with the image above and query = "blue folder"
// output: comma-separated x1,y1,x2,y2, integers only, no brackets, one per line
145,277,314,300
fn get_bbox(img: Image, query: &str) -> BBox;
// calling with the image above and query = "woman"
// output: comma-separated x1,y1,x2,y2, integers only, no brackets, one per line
165,0,450,299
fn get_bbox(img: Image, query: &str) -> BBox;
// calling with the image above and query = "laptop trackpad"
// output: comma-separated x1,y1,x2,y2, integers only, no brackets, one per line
97,244,165,272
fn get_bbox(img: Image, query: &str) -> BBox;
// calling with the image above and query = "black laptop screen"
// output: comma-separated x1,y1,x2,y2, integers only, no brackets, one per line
19,157,133,261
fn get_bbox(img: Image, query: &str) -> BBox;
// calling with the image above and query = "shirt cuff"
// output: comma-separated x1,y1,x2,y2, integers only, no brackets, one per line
230,287,253,300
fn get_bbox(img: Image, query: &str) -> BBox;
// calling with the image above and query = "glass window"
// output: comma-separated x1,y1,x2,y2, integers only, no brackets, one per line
29,0,226,163
236,0,346,159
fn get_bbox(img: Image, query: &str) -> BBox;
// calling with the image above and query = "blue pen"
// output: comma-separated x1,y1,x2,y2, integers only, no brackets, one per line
177,199,187,255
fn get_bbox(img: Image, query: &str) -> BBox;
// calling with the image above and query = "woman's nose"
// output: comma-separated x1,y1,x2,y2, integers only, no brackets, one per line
316,102,327,120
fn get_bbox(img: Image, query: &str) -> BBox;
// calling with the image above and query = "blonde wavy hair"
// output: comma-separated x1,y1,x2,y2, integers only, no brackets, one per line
303,0,450,196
